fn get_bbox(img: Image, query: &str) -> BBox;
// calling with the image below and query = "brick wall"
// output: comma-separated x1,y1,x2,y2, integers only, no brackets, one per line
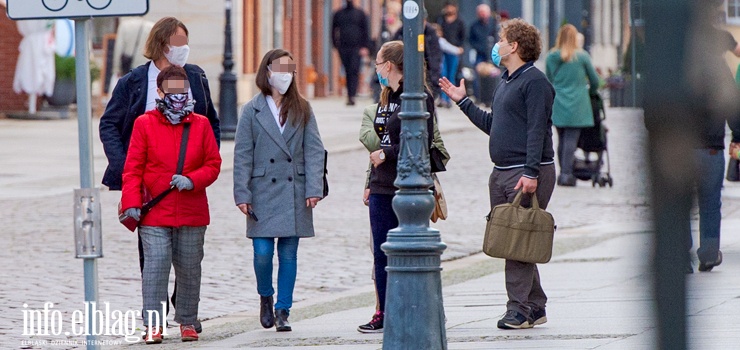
0,7,26,112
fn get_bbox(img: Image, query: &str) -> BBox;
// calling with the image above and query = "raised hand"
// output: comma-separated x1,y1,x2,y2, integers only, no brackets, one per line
438,77,467,103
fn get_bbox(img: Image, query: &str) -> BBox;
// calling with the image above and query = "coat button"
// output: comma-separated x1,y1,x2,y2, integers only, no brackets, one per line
287,158,292,162
271,178,276,183
270,159,275,163
288,177,293,182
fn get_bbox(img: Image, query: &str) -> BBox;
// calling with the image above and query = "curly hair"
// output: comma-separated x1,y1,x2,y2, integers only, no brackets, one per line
501,18,542,63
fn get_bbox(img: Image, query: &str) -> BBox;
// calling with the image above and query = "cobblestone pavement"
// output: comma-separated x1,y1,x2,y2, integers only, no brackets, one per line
3,98,739,349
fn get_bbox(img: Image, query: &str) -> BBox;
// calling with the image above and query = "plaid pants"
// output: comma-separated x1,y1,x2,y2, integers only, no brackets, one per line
139,225,205,326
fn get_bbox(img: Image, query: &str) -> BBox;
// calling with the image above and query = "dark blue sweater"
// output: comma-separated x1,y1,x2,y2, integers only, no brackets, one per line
457,62,555,178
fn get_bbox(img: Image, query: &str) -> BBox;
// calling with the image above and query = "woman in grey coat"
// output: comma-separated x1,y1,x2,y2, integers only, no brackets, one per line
233,49,325,332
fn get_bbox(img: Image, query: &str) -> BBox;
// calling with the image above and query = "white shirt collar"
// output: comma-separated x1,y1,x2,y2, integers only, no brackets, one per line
265,95,285,133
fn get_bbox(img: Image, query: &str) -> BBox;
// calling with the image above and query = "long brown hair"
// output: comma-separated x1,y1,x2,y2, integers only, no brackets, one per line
144,17,189,61
554,24,579,62
255,49,311,126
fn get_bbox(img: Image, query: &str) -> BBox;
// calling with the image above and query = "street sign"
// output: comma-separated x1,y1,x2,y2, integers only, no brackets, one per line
6,0,149,20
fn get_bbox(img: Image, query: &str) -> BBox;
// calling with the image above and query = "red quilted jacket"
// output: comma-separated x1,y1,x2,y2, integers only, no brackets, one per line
121,110,221,227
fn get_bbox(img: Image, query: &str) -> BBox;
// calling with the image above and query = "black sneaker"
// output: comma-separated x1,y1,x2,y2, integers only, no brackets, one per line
357,311,384,333
530,308,547,326
698,251,723,272
497,310,531,329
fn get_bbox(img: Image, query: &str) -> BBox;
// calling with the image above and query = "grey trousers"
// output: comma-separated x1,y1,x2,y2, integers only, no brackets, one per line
139,225,206,326
488,164,556,317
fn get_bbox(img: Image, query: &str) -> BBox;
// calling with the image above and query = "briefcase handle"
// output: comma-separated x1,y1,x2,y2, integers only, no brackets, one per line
511,190,540,210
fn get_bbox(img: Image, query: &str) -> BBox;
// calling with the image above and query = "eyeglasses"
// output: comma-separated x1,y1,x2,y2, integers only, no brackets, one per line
375,61,387,67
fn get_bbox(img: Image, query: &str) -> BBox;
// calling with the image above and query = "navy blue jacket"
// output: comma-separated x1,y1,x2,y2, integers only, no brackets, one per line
457,62,555,178
99,62,220,190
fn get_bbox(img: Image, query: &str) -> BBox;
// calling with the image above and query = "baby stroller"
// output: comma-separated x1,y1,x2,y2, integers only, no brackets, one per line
572,93,613,187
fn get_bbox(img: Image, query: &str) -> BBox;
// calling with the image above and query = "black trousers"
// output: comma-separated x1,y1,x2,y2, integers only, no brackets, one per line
338,48,361,99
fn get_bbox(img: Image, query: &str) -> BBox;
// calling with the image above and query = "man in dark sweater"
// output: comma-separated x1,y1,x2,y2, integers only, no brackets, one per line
332,0,370,106
439,19,555,330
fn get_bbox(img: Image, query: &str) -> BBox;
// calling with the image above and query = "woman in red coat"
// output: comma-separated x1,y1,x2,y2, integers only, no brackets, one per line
120,65,221,344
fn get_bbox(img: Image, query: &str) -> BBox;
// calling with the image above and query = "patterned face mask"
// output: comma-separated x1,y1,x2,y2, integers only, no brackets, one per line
156,93,195,125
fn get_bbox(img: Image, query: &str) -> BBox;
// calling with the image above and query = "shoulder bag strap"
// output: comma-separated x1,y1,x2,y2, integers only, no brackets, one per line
142,123,191,213
130,22,145,57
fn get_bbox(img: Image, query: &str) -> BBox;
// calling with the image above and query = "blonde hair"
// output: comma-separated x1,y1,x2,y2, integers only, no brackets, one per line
554,24,579,62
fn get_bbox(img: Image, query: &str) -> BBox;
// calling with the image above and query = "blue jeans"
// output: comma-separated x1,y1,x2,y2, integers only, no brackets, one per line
441,53,460,103
252,237,299,312
693,149,724,263
369,194,398,312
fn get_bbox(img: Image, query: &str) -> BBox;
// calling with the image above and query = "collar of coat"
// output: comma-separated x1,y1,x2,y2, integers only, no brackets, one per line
249,93,300,157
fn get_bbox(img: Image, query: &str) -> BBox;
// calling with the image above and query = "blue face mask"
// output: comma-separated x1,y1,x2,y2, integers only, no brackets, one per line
491,42,512,67
377,71,390,87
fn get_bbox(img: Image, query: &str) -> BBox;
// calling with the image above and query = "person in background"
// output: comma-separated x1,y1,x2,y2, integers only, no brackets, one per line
112,17,154,77
545,24,600,186
681,0,740,273
437,2,465,108
332,0,371,106
468,4,498,104
99,17,220,333
120,65,221,343
357,40,436,334
440,18,555,330
233,49,326,332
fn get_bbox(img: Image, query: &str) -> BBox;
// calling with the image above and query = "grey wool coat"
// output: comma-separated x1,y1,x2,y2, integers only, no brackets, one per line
233,93,325,238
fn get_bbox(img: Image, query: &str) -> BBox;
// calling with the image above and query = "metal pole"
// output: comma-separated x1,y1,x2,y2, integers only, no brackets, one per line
643,0,693,349
274,0,284,48
219,0,238,140
381,1,447,349
74,18,100,350
630,2,637,107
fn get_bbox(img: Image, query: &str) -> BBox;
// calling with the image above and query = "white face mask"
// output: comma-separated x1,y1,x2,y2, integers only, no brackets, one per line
269,72,293,95
165,45,190,67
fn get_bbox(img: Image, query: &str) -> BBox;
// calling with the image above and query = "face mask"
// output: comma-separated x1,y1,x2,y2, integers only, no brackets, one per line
491,42,512,67
156,93,194,124
377,71,390,87
165,45,190,66
269,71,293,95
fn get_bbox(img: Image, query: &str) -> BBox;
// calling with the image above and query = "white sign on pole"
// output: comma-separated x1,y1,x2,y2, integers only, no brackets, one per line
6,0,149,20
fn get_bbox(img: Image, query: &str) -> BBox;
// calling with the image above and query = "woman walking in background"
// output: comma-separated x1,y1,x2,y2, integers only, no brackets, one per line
233,49,326,332
545,24,600,186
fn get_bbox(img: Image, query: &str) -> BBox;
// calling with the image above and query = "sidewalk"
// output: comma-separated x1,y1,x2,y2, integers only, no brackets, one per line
4,100,739,349
130,218,740,350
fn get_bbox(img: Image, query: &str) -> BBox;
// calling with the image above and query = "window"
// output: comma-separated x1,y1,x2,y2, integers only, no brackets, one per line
728,0,740,25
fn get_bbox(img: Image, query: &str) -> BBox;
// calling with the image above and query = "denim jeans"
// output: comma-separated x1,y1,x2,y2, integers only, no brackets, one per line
252,237,300,312
441,53,460,103
369,194,398,312
556,127,582,177
693,149,724,263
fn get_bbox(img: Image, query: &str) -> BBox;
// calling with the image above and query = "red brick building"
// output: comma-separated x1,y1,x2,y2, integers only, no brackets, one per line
0,4,26,112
